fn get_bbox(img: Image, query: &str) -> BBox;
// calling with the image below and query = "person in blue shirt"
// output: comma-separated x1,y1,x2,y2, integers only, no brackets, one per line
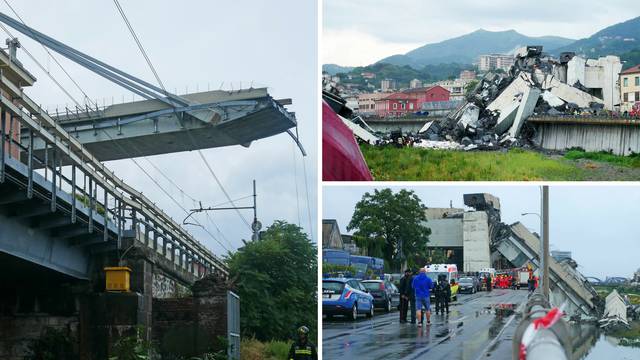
412,267,434,326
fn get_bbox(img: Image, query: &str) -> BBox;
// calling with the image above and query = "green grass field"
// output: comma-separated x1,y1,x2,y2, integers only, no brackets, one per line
361,146,586,181
564,149,640,168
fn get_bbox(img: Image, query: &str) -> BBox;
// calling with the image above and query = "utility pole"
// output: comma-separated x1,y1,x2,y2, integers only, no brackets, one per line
541,185,550,298
250,179,261,241
183,180,260,241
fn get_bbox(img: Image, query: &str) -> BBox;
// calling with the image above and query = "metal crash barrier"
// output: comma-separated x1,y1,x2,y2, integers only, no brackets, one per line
512,290,571,360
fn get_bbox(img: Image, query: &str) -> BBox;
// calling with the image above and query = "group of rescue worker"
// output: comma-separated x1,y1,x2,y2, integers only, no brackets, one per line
397,267,453,326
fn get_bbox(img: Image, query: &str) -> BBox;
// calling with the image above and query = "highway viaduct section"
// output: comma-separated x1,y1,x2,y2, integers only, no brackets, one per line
0,13,299,359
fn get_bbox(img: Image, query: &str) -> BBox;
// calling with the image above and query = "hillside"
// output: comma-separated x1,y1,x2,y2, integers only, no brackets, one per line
620,48,640,68
377,29,574,68
323,64,354,76
332,62,475,91
553,16,640,58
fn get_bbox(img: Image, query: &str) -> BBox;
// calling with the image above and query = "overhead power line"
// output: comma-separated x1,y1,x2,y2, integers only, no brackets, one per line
198,150,253,230
1,2,234,251
107,0,247,246
112,0,166,93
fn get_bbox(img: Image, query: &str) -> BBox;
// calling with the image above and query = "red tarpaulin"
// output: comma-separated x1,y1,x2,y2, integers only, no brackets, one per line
322,100,373,181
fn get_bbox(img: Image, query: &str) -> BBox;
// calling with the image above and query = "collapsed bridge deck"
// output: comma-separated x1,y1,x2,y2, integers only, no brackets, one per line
22,88,298,163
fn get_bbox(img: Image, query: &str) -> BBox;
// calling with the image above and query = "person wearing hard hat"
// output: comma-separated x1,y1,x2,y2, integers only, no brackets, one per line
288,325,317,360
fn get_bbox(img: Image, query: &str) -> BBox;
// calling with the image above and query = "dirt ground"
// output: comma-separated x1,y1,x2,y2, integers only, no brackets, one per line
549,155,640,181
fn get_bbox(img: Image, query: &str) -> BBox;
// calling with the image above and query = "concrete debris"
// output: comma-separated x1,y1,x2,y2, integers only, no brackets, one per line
418,121,434,134
542,91,565,107
599,289,629,330
409,46,622,151
340,115,379,144
414,139,462,150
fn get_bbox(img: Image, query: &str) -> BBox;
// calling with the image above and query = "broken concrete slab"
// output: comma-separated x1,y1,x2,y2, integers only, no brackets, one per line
340,115,379,144
486,73,534,112
548,78,603,108
600,289,629,329
418,121,434,134
494,100,520,135
508,86,541,138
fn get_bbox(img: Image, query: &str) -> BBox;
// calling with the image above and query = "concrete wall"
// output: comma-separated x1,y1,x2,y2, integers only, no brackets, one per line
424,208,464,220
462,212,491,272
567,56,621,110
153,276,229,358
0,315,79,360
534,122,640,156
424,218,463,248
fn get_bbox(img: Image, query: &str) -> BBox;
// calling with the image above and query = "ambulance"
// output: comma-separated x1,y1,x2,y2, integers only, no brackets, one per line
424,264,459,301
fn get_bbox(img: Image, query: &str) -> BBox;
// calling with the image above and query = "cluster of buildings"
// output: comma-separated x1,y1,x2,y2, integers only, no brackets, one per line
350,70,479,118
324,50,640,121
478,53,516,72
322,219,365,256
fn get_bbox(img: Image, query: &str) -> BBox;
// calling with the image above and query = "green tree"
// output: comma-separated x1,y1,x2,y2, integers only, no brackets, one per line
464,80,479,96
347,189,431,271
226,221,316,342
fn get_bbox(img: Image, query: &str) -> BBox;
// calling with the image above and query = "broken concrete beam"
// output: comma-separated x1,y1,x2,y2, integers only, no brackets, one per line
494,100,520,135
508,85,541,138
486,73,534,112
549,81,603,108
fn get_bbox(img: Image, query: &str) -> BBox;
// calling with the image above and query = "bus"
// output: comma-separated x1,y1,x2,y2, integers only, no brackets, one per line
323,249,350,266
349,255,384,278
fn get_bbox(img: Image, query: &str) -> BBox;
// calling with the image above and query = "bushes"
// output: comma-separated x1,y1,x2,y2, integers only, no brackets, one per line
240,339,291,360
25,327,77,360
226,221,317,342
564,149,640,168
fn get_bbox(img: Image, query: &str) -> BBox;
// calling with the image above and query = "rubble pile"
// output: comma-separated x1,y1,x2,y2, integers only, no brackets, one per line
422,46,614,150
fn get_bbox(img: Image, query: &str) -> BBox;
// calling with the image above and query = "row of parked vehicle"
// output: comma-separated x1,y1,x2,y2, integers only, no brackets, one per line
322,277,401,321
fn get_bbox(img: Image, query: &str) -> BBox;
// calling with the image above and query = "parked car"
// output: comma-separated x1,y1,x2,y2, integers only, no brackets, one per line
360,279,400,312
322,278,374,320
458,277,479,294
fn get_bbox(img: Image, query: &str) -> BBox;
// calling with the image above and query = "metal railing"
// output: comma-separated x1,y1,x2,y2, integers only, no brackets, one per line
512,290,571,360
0,71,228,278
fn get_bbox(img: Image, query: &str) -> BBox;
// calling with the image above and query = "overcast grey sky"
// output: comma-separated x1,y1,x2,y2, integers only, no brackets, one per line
323,0,640,66
5,0,317,255
323,185,640,280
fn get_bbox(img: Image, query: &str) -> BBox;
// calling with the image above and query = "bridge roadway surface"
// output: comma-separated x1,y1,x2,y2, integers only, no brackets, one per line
323,289,528,360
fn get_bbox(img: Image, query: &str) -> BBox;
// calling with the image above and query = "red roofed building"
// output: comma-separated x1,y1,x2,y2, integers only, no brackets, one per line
374,85,450,117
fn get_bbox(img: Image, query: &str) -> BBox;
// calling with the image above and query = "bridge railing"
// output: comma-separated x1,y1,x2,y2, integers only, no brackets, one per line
512,290,571,360
0,71,228,279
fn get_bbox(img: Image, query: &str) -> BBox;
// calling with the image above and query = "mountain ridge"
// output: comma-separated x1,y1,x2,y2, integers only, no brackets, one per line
377,29,575,68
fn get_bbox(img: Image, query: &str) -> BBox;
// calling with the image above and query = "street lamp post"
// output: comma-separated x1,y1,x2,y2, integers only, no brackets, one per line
541,186,549,298
521,185,550,298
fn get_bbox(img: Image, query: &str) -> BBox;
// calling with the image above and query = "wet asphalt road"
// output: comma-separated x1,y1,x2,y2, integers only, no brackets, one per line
323,289,529,360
